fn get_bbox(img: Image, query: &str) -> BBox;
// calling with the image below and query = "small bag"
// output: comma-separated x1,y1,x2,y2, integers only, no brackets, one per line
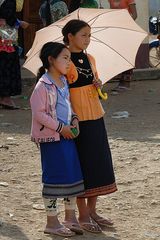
16,0,24,12
0,24,17,42
0,25,17,52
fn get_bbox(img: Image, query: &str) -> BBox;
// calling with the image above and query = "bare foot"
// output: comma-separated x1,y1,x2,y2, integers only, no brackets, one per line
45,215,75,237
0,97,15,106
90,212,114,227
64,209,84,234
44,226,75,237
79,219,102,233
0,97,19,109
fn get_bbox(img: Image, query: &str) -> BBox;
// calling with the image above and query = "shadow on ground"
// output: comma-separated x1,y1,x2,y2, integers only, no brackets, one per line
0,222,29,240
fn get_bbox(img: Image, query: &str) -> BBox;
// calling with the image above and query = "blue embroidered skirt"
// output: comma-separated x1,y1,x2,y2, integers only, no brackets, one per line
40,138,84,198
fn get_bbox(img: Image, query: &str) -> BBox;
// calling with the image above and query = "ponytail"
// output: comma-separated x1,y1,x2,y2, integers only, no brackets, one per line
36,66,46,83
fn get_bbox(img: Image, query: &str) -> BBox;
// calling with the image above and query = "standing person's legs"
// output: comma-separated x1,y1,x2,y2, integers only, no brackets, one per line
77,198,102,233
112,69,133,93
0,48,21,109
63,197,84,234
64,197,77,222
119,69,133,89
43,197,75,237
87,197,114,227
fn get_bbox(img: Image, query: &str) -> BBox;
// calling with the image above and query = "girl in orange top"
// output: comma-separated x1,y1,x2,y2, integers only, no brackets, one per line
108,0,137,19
108,0,137,91
62,19,117,233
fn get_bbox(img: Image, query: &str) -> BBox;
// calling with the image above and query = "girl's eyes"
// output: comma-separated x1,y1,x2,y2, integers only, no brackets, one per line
64,56,70,60
82,34,91,37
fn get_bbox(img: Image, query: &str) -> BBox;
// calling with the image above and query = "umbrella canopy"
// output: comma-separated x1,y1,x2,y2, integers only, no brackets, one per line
23,8,147,84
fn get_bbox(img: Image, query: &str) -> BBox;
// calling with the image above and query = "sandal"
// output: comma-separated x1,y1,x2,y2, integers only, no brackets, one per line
63,221,84,235
79,220,102,233
44,225,75,237
91,216,114,228
112,86,131,93
0,103,20,110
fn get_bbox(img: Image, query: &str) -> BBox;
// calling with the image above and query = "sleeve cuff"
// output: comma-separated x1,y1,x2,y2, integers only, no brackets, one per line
71,114,79,122
56,122,64,133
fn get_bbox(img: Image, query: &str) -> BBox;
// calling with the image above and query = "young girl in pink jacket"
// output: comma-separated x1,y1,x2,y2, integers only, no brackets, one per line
30,42,84,237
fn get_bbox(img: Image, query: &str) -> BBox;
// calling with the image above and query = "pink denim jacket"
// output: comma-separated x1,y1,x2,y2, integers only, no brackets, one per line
30,74,77,143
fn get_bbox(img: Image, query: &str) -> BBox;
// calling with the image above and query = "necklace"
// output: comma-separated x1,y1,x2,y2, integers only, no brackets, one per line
77,67,93,78
78,59,84,64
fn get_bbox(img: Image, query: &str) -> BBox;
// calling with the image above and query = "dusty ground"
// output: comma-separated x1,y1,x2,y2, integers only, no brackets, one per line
0,79,160,240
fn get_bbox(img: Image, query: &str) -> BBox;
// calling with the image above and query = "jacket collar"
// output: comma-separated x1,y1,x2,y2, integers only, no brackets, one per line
39,74,53,85
40,73,66,85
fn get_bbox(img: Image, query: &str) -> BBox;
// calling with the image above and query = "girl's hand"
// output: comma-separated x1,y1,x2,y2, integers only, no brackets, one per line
93,78,102,89
20,21,29,29
71,118,80,136
60,125,74,139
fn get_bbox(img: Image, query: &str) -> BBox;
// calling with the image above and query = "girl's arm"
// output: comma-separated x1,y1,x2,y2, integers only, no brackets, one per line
19,20,29,29
30,84,63,133
31,87,74,139
15,19,29,29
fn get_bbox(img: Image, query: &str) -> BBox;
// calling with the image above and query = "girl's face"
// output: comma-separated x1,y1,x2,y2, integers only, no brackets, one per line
50,48,71,75
69,26,91,51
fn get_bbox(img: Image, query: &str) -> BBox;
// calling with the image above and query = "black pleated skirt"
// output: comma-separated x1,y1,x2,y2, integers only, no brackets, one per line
0,47,21,97
74,117,117,198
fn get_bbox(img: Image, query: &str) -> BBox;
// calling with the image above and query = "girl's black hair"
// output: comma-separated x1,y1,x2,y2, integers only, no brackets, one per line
37,42,67,82
62,19,90,45
0,0,17,27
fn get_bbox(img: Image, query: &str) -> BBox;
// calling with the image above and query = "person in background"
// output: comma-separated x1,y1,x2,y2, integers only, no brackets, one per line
39,0,68,27
108,0,137,20
0,0,21,109
108,0,137,92
69,0,99,13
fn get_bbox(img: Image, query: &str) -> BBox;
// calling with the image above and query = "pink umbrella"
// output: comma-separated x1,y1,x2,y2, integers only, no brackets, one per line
24,8,147,99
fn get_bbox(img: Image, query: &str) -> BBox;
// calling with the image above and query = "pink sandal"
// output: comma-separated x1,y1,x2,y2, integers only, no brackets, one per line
44,225,75,237
63,221,84,235
91,216,114,228
79,220,102,233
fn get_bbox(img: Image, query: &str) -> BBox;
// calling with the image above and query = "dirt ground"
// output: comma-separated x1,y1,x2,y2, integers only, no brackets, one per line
0,79,160,240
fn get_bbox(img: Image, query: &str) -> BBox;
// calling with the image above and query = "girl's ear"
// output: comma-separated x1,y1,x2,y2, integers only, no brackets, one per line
68,33,74,43
48,56,55,66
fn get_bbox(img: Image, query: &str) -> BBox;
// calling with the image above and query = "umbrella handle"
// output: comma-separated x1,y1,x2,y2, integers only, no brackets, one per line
97,87,108,101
